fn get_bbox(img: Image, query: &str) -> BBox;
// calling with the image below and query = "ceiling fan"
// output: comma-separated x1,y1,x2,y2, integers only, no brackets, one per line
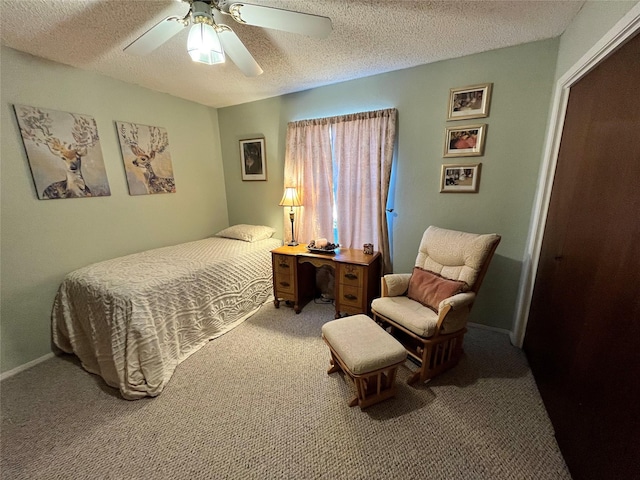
124,0,333,77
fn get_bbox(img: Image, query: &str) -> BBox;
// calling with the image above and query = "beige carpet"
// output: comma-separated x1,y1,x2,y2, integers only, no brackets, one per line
1,301,571,479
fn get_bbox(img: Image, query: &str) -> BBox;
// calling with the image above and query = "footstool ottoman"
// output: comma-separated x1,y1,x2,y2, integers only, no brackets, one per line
321,314,407,409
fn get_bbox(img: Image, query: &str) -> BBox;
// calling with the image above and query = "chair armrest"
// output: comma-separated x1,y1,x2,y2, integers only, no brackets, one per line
435,292,476,334
439,291,476,311
381,273,412,297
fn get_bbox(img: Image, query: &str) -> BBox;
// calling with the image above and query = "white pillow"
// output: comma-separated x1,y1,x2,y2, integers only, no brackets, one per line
215,224,276,242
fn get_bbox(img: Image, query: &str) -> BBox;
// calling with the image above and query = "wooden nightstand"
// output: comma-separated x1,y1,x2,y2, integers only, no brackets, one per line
271,245,381,318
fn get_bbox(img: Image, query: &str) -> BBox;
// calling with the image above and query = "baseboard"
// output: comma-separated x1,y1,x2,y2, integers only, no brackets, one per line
468,322,523,348
0,352,55,381
1,298,275,382
467,322,511,336
0,320,512,381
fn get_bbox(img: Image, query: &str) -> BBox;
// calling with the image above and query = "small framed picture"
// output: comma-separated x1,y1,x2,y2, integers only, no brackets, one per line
447,83,492,121
440,163,482,193
240,138,267,181
444,124,486,158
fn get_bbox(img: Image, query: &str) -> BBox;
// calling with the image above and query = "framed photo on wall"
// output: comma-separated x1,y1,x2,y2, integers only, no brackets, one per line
440,163,481,193
444,124,486,157
447,83,492,121
240,138,267,181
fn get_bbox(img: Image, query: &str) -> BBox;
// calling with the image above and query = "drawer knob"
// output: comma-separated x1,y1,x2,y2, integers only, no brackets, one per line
345,294,358,301
344,273,358,280
279,282,290,287
279,263,290,269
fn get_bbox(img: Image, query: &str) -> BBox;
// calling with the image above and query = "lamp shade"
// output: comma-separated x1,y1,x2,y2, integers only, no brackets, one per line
187,23,225,65
279,187,302,207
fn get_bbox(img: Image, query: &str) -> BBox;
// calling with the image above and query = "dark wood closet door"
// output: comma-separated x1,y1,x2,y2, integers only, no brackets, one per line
524,33,640,480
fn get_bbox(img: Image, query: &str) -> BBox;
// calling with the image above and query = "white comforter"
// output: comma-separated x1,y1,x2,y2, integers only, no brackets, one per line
52,236,282,399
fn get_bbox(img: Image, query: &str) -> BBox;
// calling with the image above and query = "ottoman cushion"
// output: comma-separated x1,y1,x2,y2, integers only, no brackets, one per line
321,314,406,375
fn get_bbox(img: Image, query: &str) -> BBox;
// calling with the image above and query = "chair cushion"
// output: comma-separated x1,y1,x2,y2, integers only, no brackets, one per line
414,226,500,289
322,315,407,374
407,267,468,312
371,296,439,338
383,273,412,297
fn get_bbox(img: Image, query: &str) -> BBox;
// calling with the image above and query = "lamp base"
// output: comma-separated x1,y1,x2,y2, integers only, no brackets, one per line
287,241,299,246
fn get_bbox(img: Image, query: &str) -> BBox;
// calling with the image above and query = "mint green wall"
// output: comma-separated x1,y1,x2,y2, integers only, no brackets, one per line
219,39,560,331
554,1,638,79
3,2,635,374
1,47,229,373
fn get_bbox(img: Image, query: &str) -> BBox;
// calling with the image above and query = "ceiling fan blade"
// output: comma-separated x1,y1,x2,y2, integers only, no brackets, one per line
227,3,332,38
124,17,186,56
217,25,263,77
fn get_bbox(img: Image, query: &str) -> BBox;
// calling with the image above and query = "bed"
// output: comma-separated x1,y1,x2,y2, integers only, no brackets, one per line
52,225,282,400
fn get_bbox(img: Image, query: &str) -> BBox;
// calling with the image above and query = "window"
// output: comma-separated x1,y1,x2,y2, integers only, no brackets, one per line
284,108,397,272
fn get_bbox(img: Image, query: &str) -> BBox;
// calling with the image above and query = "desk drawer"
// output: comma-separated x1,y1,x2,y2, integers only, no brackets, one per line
339,284,363,308
339,264,364,288
274,271,294,294
274,254,295,274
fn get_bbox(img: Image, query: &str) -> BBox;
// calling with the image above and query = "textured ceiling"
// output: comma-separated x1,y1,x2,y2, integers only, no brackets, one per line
0,0,585,108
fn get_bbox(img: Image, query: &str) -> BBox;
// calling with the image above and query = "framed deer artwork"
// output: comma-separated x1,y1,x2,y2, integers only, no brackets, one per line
116,122,176,195
13,105,111,200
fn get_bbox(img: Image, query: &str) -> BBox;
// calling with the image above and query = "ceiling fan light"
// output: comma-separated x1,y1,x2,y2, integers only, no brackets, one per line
187,23,225,65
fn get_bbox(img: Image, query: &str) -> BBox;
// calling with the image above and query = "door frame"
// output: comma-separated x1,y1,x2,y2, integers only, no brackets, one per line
511,4,640,347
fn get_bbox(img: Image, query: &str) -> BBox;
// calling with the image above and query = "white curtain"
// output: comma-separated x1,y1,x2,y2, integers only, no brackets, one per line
332,108,397,273
283,118,333,244
283,109,397,273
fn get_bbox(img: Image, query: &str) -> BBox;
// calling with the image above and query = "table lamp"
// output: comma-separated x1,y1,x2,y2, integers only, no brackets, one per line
279,187,302,246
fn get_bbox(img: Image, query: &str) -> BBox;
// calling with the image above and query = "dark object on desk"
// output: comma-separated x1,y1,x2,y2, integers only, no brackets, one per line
307,240,340,254
307,247,337,254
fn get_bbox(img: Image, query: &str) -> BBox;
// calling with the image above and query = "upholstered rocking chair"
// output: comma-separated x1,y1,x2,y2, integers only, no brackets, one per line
371,226,501,384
